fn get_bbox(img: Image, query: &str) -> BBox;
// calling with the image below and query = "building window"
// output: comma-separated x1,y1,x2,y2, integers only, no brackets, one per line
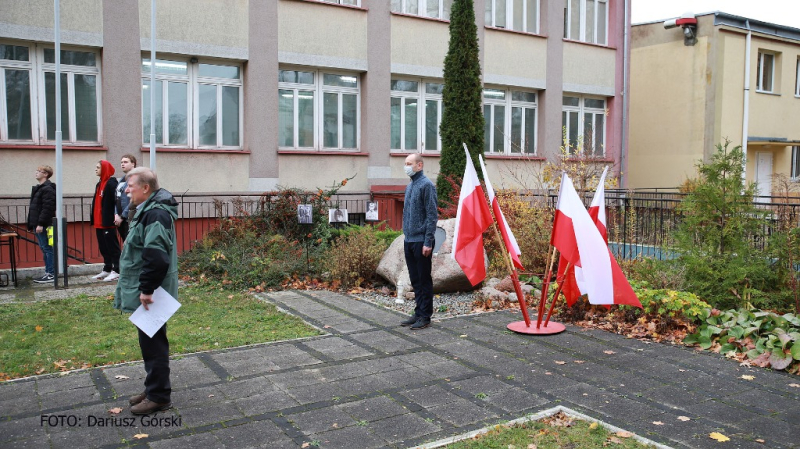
390,79,443,152
756,51,775,93
1,43,102,145
795,57,799,97
562,95,605,156
279,69,360,151
391,0,454,20
792,146,800,179
142,58,242,149
321,0,360,6
483,88,537,155
564,0,607,45
485,0,539,33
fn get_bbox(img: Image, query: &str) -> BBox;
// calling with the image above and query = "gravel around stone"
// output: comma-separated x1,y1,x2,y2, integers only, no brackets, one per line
353,290,483,319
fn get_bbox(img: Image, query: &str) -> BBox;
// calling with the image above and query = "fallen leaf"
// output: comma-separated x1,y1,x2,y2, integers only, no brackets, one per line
739,360,752,368
574,360,585,364
788,383,800,388
555,361,567,365
133,434,149,439
652,421,664,425
545,372,552,375
755,439,765,443
741,375,755,380
677,416,691,422
589,422,599,429
208,394,214,398
616,431,633,438
709,432,730,442
323,325,331,329
603,350,616,355
301,443,310,448
608,436,622,444
114,375,130,380
460,334,468,338
678,369,686,372
332,423,338,428
527,444,537,449
108,407,123,414
35,325,43,332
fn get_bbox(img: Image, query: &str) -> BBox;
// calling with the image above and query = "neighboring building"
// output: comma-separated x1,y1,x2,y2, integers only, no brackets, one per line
629,12,800,194
0,0,631,197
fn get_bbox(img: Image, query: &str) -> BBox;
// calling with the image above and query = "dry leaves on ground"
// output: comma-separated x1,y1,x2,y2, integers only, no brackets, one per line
709,432,730,442
108,407,123,415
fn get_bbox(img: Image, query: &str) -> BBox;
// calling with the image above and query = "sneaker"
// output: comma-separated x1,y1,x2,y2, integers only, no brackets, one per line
400,315,418,327
103,271,120,282
92,271,110,280
410,319,431,330
129,391,146,406
33,273,55,284
130,398,172,415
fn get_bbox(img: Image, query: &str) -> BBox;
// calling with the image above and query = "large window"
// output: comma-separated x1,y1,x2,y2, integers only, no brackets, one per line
0,42,101,144
390,79,443,152
483,88,537,155
485,0,539,33
794,57,799,97
562,95,605,156
279,69,360,151
564,0,607,45
792,146,800,180
756,51,775,93
141,58,241,149
321,0,360,5
391,0,454,20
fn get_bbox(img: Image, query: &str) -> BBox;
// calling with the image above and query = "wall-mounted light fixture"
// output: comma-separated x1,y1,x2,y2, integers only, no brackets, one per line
664,13,698,46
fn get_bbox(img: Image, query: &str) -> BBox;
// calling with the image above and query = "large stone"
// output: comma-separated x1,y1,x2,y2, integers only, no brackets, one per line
376,218,488,293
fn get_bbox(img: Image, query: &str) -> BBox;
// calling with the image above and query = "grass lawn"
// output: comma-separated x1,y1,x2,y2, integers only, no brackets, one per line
0,285,320,380
444,412,656,449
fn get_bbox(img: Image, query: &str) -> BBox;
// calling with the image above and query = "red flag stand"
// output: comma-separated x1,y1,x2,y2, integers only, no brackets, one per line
508,245,566,335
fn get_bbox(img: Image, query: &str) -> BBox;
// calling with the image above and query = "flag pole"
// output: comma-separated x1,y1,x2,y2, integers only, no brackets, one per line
489,221,532,327
544,261,570,326
537,244,559,328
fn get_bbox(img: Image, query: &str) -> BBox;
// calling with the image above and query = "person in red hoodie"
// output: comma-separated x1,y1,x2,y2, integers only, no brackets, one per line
91,160,121,281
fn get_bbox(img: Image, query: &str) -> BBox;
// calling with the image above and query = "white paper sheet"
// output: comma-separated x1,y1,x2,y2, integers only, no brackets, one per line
128,287,181,338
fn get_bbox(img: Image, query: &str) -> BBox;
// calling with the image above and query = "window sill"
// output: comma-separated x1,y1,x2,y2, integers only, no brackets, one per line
390,151,440,157
485,26,546,39
0,143,107,151
484,153,545,160
562,38,616,50
565,156,613,162
390,11,450,24
139,147,251,154
287,0,367,12
278,149,369,156
756,90,781,96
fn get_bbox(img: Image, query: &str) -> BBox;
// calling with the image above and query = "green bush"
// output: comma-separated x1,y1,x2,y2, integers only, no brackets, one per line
622,257,687,292
623,281,710,323
323,225,389,288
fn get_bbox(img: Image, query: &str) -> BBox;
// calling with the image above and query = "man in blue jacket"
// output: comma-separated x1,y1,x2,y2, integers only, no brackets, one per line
400,153,438,330
28,165,56,283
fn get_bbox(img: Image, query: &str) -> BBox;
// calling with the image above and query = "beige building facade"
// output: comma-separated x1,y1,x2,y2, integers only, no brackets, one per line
629,12,800,194
0,0,631,197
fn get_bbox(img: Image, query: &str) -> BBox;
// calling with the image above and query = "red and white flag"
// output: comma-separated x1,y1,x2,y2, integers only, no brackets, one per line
478,154,523,270
551,173,641,307
452,146,493,286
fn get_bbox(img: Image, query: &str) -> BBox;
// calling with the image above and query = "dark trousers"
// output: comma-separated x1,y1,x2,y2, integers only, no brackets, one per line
118,220,129,242
95,228,120,272
138,324,171,403
404,241,433,321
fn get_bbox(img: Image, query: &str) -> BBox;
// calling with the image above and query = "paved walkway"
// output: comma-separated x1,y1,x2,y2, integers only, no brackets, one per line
1,288,798,449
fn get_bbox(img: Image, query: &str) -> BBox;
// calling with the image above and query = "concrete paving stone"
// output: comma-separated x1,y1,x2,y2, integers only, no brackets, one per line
177,401,245,428
288,406,357,434
371,412,441,444
406,328,466,347
285,381,346,405
309,424,388,449
40,385,102,409
482,387,549,413
36,372,95,394
683,398,763,427
555,383,661,423
0,392,41,416
169,357,224,387
268,346,323,370
734,415,800,446
721,385,800,417
0,435,52,449
400,385,462,408
419,360,477,380
0,379,37,401
303,337,375,360
396,351,452,368
102,365,148,396
233,389,299,416
171,384,226,408
448,375,515,396
637,385,711,411
214,420,292,448
316,364,371,382
147,432,224,449
328,320,374,334
269,368,328,389
591,370,664,395
428,396,497,427
43,402,119,434
0,416,48,443
373,367,433,390
48,426,123,449
337,395,409,422
331,374,389,397
356,356,412,374
348,330,420,354
630,414,750,449
211,348,281,376
216,375,276,399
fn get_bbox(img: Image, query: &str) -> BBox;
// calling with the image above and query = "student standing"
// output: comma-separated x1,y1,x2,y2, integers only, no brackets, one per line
28,165,56,283
114,154,137,241
91,160,120,281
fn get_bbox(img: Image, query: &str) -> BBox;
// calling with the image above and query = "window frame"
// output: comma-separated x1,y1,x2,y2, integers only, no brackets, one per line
482,86,538,156
795,57,799,97
390,77,444,154
792,146,800,180
278,67,361,152
320,0,361,6
756,51,775,93
485,0,540,34
562,95,606,157
0,41,37,143
391,0,454,20
564,0,608,45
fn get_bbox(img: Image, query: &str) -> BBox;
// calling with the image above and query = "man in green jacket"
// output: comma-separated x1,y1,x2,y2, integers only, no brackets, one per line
114,167,179,415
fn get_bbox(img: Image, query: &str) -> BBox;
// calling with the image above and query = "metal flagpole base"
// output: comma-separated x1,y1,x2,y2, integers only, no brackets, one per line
507,320,566,335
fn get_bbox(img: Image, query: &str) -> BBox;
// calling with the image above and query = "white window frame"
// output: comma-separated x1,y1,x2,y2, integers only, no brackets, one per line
795,57,799,97
792,146,800,180
391,0,454,20
0,41,37,143
141,57,243,149
278,71,316,149
564,0,608,45
321,0,361,6
483,87,538,156
485,0,540,33
390,78,443,153
562,95,606,157
756,51,775,93
278,68,361,152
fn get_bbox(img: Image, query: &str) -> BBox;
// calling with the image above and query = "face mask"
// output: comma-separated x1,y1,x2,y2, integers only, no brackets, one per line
404,165,415,177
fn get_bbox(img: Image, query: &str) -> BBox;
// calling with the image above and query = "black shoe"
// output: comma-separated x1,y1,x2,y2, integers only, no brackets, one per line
33,274,54,284
129,391,146,406
410,319,431,330
130,398,172,415
400,315,418,327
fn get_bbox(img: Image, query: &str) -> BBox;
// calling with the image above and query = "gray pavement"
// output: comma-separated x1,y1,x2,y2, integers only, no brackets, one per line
1,287,799,449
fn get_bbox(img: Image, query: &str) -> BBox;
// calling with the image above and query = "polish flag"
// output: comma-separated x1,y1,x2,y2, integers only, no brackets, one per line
452,146,493,286
551,173,641,307
478,154,523,270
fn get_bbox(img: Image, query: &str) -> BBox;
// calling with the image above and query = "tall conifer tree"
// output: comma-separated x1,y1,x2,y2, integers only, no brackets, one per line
438,0,484,209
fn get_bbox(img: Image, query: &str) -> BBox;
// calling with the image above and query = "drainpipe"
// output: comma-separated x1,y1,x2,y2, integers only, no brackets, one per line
741,20,751,183
620,0,630,188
